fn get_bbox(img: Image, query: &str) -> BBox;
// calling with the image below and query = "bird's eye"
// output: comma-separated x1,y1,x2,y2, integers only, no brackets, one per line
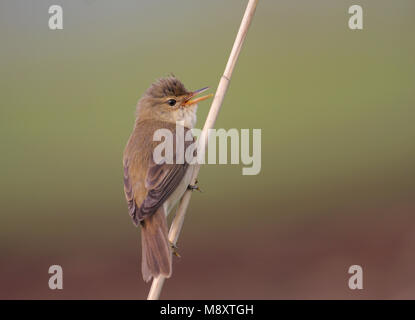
167,99,176,106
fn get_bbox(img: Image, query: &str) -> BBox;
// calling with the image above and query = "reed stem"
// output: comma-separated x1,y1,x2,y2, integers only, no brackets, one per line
147,0,259,300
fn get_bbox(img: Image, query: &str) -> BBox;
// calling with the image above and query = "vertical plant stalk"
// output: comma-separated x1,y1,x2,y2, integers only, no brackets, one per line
147,0,259,300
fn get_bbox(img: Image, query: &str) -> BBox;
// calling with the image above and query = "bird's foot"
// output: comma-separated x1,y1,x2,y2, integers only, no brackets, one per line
169,241,181,258
188,179,202,192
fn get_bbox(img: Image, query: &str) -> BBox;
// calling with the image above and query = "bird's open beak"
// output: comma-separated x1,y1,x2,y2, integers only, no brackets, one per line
183,87,213,107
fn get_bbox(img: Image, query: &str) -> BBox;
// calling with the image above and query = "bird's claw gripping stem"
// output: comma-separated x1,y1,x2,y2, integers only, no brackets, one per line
188,179,202,192
169,241,181,258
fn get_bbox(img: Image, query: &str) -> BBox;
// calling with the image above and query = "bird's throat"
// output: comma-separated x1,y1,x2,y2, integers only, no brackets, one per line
171,106,197,129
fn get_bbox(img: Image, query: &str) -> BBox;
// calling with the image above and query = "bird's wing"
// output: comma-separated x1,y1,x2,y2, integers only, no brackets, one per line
123,126,195,225
123,157,139,224
140,159,189,219
140,126,196,220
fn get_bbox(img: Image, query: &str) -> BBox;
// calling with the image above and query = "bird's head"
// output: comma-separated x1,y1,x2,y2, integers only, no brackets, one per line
136,76,212,128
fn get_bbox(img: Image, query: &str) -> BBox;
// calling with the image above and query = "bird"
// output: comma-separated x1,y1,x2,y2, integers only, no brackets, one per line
123,76,212,282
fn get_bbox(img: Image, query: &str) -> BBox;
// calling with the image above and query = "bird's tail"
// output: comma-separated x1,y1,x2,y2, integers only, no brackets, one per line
141,207,172,282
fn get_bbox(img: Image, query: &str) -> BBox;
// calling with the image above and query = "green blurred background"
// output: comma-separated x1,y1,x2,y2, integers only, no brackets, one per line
1,0,414,299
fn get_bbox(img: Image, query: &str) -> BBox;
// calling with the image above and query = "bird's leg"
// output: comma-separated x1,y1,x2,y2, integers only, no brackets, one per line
188,179,202,192
169,240,181,258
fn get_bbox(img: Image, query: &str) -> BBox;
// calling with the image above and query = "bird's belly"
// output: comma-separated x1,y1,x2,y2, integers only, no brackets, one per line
163,165,194,216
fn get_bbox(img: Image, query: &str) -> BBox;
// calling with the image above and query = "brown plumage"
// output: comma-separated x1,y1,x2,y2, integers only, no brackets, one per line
123,76,211,282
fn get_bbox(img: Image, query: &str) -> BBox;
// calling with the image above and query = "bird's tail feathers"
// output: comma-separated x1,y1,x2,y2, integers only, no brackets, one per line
141,207,172,282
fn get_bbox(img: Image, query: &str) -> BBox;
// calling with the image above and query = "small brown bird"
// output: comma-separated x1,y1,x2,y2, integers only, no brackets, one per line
123,76,212,282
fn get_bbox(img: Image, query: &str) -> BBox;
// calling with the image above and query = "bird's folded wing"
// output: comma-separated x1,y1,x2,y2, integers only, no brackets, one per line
123,127,195,224
140,160,188,218
123,158,139,223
